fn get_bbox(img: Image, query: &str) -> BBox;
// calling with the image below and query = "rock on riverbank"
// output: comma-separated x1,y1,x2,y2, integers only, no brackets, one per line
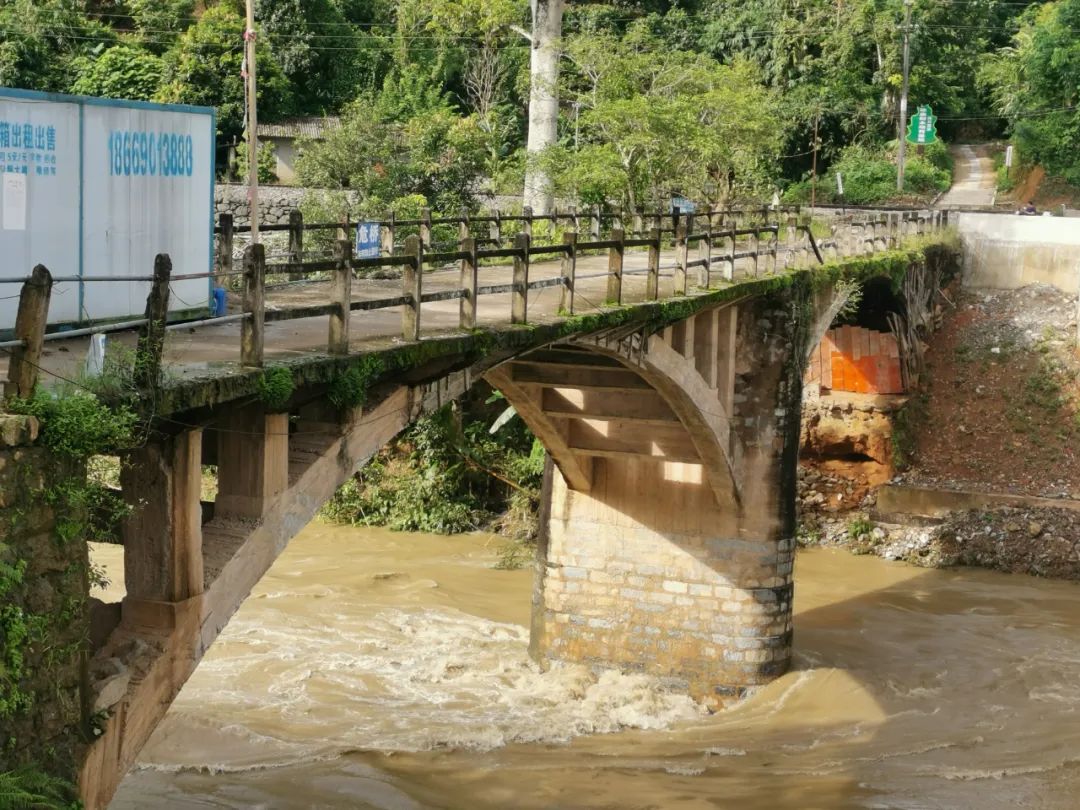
799,502,1080,580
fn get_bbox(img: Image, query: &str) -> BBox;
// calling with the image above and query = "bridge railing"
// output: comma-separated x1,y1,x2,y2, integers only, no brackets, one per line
0,208,948,394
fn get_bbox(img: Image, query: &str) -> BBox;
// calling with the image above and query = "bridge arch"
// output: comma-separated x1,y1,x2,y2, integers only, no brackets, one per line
483,304,743,511
80,292,813,807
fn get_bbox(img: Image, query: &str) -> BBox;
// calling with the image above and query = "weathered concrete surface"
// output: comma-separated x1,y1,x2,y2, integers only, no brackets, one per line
77,378,466,809
956,212,1080,294
527,293,807,704
938,145,996,209
0,248,733,388
875,483,1080,522
64,243,957,806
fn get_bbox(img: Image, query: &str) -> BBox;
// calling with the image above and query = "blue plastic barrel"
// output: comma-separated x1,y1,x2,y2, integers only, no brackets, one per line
212,287,227,317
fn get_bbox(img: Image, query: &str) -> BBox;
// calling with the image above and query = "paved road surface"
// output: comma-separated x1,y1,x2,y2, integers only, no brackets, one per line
937,144,996,208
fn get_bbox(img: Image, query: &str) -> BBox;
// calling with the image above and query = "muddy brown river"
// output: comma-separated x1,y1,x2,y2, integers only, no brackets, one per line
91,523,1080,809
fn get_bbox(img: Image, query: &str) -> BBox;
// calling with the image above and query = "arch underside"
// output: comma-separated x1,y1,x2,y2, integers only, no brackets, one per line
485,301,745,509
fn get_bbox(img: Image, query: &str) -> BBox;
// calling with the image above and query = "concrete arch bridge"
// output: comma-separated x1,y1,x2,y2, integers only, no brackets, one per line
0,210,956,807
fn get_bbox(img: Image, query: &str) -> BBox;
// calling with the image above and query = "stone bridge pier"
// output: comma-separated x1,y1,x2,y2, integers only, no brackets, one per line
489,294,807,703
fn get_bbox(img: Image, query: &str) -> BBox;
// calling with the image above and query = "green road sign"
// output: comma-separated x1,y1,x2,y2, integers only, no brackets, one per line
906,105,938,145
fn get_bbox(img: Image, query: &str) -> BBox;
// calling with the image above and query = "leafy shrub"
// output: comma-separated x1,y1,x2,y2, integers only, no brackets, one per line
0,767,77,809
321,389,543,538
9,389,137,459
328,356,384,410
783,142,951,205
256,367,294,411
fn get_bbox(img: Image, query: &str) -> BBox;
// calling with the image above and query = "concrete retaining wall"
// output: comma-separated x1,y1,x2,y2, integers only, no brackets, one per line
956,212,1080,294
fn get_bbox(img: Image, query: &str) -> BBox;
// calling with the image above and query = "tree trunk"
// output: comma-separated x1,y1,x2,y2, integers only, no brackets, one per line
523,0,564,216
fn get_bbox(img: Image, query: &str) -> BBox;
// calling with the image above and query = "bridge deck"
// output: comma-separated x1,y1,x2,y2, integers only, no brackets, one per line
0,245,780,390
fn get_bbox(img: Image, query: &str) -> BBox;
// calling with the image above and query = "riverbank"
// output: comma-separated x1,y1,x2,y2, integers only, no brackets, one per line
797,282,1080,580
798,488,1080,580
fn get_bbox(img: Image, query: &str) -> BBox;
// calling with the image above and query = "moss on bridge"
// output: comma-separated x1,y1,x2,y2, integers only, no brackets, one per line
156,241,961,417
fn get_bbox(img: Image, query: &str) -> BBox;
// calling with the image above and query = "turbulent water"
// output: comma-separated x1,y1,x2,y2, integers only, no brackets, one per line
93,523,1080,809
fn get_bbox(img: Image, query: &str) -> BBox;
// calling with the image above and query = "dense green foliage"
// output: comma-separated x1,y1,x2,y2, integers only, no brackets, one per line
256,367,295,411
785,141,952,204
2,0,1050,206
980,0,1080,187
8,391,137,460
321,387,543,537
0,767,78,809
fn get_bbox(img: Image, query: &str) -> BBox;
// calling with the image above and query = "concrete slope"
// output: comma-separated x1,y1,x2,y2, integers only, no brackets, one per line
938,144,996,209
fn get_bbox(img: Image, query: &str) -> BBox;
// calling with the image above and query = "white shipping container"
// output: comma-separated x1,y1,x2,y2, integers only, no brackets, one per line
0,88,215,332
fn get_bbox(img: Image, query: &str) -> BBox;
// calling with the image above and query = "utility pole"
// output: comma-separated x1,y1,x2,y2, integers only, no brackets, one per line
244,0,260,242
810,114,820,214
896,0,913,192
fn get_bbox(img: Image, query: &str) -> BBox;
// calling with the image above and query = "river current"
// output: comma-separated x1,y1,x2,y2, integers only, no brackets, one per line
91,523,1080,809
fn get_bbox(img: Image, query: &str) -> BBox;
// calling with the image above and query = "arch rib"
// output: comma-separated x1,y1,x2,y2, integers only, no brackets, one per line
484,364,594,492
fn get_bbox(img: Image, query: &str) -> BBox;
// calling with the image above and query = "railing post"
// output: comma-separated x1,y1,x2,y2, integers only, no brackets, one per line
725,227,736,281
845,221,858,256
491,209,503,247
3,265,52,400
217,212,234,285
402,235,422,341
591,204,601,240
560,231,578,314
135,253,172,389
420,207,432,250
459,207,471,244
606,228,625,305
337,213,349,243
699,205,713,287
288,209,304,271
512,233,530,324
329,239,352,354
522,205,533,240
768,224,779,273
381,212,396,257
646,228,661,300
241,244,265,368
674,223,689,295
459,236,478,330
785,215,798,269
612,206,623,232
751,228,761,276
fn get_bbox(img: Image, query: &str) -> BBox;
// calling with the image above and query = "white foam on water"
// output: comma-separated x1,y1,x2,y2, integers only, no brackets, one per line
138,604,705,773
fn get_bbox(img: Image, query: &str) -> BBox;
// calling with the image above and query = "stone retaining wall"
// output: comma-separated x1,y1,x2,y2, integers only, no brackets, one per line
0,414,88,779
215,184,310,227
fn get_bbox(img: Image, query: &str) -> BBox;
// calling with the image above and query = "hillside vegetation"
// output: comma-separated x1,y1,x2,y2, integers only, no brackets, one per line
0,0,1059,210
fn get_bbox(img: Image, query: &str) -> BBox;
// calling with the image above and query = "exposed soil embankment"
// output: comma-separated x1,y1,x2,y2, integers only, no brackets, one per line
799,283,1080,580
898,284,1080,498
